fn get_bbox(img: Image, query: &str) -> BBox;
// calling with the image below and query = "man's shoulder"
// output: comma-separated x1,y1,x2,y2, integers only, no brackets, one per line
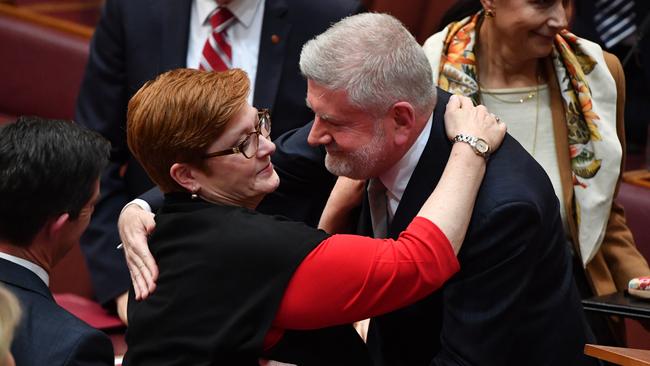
12,290,113,365
435,88,453,103
18,290,106,335
470,135,558,215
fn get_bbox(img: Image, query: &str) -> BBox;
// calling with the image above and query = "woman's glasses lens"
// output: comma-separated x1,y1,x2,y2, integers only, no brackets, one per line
242,133,258,158
258,111,271,138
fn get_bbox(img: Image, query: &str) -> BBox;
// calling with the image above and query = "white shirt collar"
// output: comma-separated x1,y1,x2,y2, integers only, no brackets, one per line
379,112,433,220
0,252,49,286
197,0,262,28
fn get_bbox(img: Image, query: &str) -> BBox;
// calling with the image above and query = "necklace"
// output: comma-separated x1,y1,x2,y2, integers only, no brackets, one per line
479,87,536,104
478,81,542,156
531,83,540,155
474,17,542,155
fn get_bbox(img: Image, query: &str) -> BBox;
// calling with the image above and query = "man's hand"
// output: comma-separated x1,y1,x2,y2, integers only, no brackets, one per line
444,95,506,152
116,291,128,325
118,203,158,300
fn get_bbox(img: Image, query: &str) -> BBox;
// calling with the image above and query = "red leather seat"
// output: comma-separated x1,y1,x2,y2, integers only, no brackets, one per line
617,181,650,349
0,6,89,121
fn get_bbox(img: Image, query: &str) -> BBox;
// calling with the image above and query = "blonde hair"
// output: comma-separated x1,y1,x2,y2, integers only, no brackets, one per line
127,68,250,193
0,285,20,364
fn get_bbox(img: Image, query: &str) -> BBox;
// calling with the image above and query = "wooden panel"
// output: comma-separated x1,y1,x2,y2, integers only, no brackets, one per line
623,170,650,189
0,2,92,38
15,0,102,27
585,344,650,366
0,8,89,119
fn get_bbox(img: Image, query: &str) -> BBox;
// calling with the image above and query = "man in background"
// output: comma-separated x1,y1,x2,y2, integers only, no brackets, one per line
0,116,113,365
572,0,650,154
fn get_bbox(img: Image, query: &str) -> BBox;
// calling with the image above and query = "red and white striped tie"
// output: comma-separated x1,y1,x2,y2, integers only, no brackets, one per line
199,7,235,72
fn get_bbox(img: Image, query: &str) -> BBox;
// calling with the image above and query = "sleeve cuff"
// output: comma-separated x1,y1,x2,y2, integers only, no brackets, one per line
121,198,152,215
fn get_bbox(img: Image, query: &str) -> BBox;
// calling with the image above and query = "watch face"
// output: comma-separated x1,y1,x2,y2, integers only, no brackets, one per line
475,139,489,154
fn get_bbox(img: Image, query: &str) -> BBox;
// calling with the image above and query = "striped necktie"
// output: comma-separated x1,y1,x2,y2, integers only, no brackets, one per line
594,0,637,49
199,7,235,72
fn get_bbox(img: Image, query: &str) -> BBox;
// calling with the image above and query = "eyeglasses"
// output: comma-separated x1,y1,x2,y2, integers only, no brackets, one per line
202,109,271,160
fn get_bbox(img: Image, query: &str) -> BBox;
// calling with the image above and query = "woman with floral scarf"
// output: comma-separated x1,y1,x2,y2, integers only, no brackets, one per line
423,0,649,345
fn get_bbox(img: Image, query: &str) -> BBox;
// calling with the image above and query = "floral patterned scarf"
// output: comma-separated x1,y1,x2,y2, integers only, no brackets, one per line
422,12,622,265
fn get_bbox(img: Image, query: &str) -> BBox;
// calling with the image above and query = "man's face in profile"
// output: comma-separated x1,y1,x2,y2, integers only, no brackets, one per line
305,80,393,180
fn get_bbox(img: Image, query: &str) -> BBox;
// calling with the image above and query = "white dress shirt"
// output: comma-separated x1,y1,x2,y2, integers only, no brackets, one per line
377,113,433,224
186,0,265,105
0,252,49,286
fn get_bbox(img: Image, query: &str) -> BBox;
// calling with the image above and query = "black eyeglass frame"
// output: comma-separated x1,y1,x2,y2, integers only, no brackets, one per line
201,109,271,160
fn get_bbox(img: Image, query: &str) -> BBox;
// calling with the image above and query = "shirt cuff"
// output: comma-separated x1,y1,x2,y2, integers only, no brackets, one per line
121,198,152,215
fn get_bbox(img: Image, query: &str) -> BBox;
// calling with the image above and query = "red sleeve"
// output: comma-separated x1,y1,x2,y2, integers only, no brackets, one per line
273,216,459,329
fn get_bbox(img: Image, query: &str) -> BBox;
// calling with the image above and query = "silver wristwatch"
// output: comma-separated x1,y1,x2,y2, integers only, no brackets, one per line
453,134,490,160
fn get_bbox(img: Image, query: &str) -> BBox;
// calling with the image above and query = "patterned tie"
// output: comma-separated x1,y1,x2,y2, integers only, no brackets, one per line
367,178,389,239
594,0,637,49
199,7,235,72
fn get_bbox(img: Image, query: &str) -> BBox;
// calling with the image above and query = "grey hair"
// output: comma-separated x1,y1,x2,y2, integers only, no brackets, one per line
299,13,436,117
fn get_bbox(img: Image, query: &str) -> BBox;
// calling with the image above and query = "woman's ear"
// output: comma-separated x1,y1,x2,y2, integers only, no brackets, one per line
170,163,199,192
480,0,496,13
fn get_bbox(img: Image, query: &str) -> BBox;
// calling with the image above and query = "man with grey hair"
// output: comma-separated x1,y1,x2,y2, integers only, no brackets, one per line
119,12,597,366
297,13,595,366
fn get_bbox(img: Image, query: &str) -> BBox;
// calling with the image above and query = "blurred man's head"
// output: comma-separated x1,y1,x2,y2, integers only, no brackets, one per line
0,284,20,366
300,13,436,179
0,117,109,269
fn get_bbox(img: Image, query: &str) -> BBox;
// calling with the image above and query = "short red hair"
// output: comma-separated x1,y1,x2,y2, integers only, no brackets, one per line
127,68,249,192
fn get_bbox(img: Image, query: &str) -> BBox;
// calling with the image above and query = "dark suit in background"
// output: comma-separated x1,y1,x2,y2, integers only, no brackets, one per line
0,259,113,366
75,0,363,304
359,90,596,366
572,0,650,154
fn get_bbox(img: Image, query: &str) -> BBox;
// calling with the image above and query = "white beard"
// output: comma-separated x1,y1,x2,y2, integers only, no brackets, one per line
324,122,387,179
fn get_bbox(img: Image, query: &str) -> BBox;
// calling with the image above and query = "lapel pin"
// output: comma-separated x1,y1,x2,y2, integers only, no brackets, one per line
271,34,280,44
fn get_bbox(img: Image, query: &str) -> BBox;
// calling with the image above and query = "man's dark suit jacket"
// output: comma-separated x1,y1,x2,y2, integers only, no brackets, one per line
571,0,650,150
357,90,596,366
0,258,114,366
572,0,650,53
75,0,363,304
243,89,596,365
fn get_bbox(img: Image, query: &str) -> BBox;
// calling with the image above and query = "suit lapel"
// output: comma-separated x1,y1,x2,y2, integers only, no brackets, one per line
389,91,452,239
254,0,290,110
0,258,53,301
154,0,192,70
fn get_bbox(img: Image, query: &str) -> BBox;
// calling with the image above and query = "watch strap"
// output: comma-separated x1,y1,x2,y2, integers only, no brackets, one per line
452,134,490,160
